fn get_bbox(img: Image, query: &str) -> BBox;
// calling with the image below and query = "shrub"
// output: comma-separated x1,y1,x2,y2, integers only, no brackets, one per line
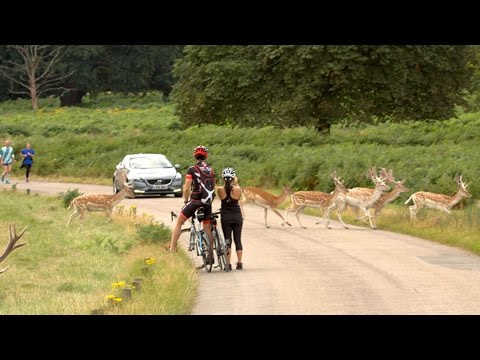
59,188,83,208
136,223,171,244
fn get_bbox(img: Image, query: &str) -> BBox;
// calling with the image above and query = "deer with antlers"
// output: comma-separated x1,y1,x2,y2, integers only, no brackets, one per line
332,167,390,229
284,171,348,229
348,168,409,227
404,174,472,220
239,185,293,228
0,224,27,275
66,169,135,226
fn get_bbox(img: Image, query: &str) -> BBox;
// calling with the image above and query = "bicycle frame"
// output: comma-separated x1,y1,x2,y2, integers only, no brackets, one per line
181,209,212,272
179,208,229,272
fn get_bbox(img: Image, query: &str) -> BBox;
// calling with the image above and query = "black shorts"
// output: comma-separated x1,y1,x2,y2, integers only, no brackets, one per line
180,200,212,224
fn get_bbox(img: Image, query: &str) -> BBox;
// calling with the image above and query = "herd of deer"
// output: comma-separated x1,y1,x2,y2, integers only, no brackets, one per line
240,167,472,229
63,166,472,230
0,167,472,274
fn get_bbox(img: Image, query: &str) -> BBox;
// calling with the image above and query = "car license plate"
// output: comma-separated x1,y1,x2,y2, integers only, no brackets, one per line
152,184,168,190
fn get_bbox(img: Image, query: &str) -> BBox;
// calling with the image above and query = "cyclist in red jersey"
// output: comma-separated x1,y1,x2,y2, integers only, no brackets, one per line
169,145,215,264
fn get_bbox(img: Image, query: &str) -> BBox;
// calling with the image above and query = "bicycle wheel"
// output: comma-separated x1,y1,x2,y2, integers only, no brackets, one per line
180,227,196,252
214,230,228,272
200,232,213,273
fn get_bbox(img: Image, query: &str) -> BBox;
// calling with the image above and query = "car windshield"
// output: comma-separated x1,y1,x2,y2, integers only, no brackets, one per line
129,156,172,169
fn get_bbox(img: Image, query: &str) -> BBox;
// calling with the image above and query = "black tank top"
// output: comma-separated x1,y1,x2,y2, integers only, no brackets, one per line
221,189,241,214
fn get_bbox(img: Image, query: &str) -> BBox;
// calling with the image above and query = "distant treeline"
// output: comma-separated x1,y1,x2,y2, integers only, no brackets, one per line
1,45,479,131
0,45,183,105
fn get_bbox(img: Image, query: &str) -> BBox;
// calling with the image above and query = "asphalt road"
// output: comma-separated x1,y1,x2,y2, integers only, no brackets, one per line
14,180,480,314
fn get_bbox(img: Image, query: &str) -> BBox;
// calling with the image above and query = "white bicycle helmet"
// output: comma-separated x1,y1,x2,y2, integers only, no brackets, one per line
222,167,236,179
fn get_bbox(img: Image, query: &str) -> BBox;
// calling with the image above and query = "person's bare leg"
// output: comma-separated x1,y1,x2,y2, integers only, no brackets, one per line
170,216,187,252
227,245,232,265
5,165,12,183
237,250,243,264
204,225,215,261
1,165,7,182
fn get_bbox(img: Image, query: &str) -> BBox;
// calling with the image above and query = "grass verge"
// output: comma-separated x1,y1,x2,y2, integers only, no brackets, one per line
0,190,196,315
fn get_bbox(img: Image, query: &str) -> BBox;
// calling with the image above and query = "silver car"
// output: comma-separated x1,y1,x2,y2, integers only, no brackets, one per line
113,153,183,198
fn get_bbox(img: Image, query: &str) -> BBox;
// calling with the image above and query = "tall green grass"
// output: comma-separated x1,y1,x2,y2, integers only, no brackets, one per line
1,93,478,200
357,203,480,255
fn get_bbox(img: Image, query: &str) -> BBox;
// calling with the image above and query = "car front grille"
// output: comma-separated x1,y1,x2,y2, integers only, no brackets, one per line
146,179,171,185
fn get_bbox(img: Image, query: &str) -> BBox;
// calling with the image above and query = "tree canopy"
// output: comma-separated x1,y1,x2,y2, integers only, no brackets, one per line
0,45,183,107
171,45,476,131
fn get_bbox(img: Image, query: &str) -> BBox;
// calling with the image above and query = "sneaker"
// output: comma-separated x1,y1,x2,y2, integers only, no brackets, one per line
236,262,243,270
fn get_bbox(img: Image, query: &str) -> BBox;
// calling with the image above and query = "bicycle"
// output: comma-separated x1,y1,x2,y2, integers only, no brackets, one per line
210,210,230,272
179,208,213,272
176,208,229,272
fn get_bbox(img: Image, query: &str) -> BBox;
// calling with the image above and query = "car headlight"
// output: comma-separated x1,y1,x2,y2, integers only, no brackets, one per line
174,173,182,181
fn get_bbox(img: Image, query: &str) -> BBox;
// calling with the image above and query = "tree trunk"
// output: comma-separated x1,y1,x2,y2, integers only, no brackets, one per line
60,89,86,107
315,118,331,135
30,85,38,111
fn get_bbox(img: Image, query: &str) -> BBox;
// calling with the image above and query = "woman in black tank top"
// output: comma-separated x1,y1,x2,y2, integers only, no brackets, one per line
217,167,244,270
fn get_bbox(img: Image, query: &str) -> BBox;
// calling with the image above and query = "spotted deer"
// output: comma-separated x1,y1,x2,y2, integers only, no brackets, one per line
404,174,472,220
349,168,409,227
284,171,348,229
332,167,390,229
66,169,135,226
239,185,293,228
0,224,27,275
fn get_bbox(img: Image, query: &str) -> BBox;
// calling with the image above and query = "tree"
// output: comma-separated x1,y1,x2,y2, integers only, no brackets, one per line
58,45,108,106
171,46,476,131
0,45,73,110
58,45,183,106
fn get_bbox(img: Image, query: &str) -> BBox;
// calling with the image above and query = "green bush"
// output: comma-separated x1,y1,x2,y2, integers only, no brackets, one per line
59,188,83,208
136,223,171,244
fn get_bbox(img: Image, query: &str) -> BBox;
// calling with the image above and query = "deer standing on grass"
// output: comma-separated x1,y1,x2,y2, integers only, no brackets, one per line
66,169,135,226
284,171,348,229
332,167,390,229
404,174,472,220
239,185,293,228
0,224,27,275
349,168,409,227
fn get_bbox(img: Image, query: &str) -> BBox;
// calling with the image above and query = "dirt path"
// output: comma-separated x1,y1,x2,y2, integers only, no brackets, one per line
14,180,480,314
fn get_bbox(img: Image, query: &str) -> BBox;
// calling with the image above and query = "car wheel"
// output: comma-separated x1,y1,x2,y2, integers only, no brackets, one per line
174,192,183,198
